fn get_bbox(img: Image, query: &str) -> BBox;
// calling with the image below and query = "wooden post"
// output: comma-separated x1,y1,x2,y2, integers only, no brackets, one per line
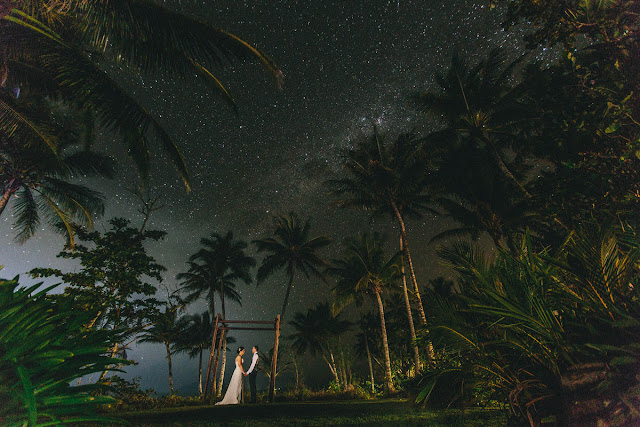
209,327,226,401
202,314,220,400
268,314,281,402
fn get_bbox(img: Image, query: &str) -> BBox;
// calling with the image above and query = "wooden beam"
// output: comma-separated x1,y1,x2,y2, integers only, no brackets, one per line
268,314,281,402
220,326,275,331
219,320,276,324
202,314,220,400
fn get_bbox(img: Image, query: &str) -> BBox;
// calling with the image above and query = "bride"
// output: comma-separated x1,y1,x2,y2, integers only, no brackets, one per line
215,347,247,405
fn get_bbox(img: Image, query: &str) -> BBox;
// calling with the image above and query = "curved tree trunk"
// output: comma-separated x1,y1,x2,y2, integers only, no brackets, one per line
482,135,531,198
322,352,340,385
281,270,295,319
165,341,174,395
217,283,227,397
391,202,435,364
364,333,375,394
374,290,395,393
99,342,119,381
391,202,427,324
198,348,203,396
0,186,15,217
400,236,421,374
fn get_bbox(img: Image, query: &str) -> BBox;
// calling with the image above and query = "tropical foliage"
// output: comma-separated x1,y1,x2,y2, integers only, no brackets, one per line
0,274,123,426
1,0,282,191
30,218,166,380
419,225,640,425
328,233,401,392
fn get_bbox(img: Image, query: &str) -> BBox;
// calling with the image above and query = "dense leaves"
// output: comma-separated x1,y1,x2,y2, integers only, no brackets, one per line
419,225,640,425
0,275,123,426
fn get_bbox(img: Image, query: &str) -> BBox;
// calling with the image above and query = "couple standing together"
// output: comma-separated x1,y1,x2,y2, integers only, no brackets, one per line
215,346,259,405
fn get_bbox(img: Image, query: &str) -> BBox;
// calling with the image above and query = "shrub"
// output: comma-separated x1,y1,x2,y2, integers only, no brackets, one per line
0,276,123,426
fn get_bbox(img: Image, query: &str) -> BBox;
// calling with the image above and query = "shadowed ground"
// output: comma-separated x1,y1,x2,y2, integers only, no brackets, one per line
115,399,506,426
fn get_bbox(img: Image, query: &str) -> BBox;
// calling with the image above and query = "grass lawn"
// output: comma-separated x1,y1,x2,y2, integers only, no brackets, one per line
115,399,507,426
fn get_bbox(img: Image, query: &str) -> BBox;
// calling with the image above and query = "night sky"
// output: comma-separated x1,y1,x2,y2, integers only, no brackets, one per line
2,0,546,393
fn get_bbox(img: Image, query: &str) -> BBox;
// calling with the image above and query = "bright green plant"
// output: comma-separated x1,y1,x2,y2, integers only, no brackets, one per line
0,275,124,426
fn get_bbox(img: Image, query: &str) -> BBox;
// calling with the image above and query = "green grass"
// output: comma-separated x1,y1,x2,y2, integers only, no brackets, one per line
115,399,507,426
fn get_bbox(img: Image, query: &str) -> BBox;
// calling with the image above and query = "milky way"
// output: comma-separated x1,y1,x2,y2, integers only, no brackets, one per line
2,0,540,392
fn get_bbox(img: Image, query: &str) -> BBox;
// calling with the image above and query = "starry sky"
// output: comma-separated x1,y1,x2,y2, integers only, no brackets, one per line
2,0,546,393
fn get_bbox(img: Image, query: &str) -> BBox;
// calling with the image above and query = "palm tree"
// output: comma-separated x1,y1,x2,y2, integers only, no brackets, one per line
2,0,282,190
139,304,188,395
254,213,331,319
173,311,213,395
327,233,400,393
188,231,255,396
415,49,535,199
427,143,539,250
327,129,431,368
287,303,351,387
0,94,114,244
177,261,242,317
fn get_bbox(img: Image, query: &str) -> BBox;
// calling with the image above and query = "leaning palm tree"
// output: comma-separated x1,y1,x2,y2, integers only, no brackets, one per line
254,213,331,319
188,231,255,396
139,304,188,396
327,129,432,368
2,0,282,190
327,233,400,393
0,95,114,244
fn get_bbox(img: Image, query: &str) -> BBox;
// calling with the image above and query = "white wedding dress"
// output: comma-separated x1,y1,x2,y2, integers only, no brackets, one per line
215,358,243,405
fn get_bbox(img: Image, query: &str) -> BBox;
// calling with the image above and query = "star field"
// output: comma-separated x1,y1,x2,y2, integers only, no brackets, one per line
2,0,540,392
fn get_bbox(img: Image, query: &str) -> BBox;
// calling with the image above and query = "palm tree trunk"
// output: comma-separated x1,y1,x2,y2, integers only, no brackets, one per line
281,271,295,319
374,290,395,393
99,342,119,381
364,333,375,394
482,135,531,198
198,348,203,396
391,202,427,325
292,354,300,391
217,284,227,397
322,352,340,385
399,236,421,374
217,339,227,397
0,186,15,217
165,341,174,395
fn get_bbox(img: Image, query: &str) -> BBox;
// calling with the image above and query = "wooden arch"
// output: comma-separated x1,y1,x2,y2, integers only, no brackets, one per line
202,314,281,403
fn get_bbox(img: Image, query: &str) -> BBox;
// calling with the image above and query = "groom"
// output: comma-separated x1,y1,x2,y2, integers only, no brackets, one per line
244,345,259,403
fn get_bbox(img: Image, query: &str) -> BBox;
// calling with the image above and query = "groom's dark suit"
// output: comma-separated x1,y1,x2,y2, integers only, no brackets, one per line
246,351,259,403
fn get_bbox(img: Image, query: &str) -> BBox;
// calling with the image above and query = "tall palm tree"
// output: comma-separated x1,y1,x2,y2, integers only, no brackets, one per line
327,233,400,393
328,129,432,368
188,231,254,396
0,93,114,244
287,302,351,387
139,304,188,396
2,0,282,190
173,311,213,396
254,213,331,319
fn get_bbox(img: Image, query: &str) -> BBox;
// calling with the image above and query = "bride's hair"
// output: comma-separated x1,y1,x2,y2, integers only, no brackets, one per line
237,347,245,354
